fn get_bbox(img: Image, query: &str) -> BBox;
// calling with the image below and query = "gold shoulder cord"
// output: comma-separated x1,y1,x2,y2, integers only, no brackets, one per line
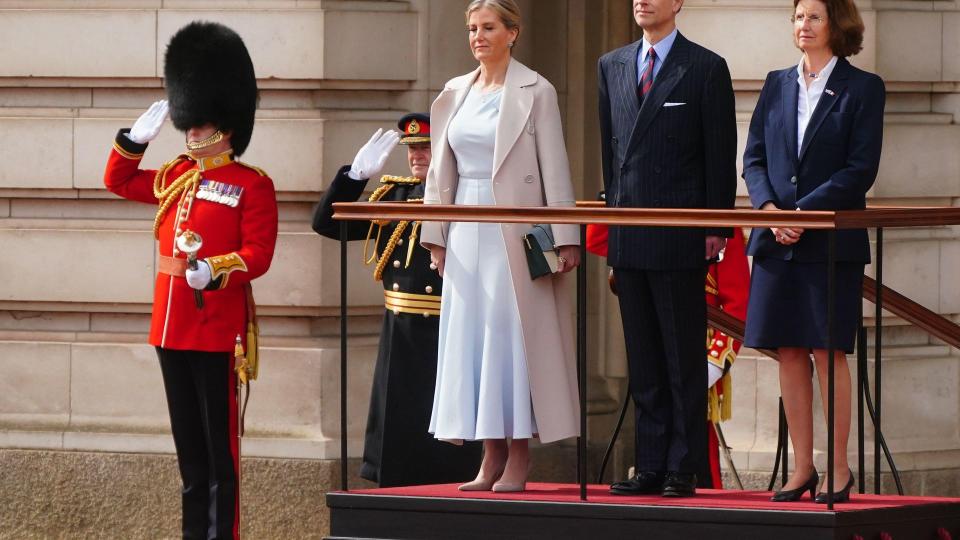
363,182,426,281
404,198,425,268
152,157,201,239
362,184,395,265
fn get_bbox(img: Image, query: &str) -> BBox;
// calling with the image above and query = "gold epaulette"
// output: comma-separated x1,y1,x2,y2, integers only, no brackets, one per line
236,161,269,177
379,174,422,185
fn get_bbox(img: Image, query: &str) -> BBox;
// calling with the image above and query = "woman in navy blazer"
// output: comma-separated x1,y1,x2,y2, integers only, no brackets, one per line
742,0,884,504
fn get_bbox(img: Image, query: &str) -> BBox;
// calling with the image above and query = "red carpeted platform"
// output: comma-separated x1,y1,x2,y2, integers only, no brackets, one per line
346,481,960,513
326,482,960,539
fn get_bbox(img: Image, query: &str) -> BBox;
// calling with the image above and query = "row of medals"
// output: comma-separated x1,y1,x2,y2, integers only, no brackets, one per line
197,179,242,208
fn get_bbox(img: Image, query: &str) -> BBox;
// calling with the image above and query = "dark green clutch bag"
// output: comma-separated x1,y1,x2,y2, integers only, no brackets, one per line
523,224,559,280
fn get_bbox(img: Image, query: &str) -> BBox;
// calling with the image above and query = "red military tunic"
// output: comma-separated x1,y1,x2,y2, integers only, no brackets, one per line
104,130,278,352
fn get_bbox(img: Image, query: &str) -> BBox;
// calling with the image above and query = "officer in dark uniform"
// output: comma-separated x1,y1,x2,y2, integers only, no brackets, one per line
103,22,277,539
312,114,481,487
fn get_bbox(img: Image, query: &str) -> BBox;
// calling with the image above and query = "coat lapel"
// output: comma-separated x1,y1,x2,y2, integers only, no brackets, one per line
625,34,689,155
493,59,537,178
798,58,850,163
431,68,479,202
782,68,800,168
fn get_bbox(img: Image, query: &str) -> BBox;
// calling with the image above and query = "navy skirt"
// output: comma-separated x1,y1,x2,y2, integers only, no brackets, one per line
744,258,864,353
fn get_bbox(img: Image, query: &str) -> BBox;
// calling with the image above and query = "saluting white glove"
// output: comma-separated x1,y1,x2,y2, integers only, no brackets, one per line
185,260,212,290
708,363,724,389
347,128,400,181
126,100,169,144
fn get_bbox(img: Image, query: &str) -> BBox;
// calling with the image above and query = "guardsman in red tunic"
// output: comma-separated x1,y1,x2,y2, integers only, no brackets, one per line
586,219,749,490
103,22,277,539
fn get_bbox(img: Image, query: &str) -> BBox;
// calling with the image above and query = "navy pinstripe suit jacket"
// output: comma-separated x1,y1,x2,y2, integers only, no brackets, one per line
599,33,737,270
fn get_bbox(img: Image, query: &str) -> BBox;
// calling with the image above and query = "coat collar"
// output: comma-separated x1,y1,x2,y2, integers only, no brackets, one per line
434,58,539,179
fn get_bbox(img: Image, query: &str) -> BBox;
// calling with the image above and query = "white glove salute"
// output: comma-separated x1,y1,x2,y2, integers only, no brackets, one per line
185,261,212,290
126,100,169,144
348,128,400,181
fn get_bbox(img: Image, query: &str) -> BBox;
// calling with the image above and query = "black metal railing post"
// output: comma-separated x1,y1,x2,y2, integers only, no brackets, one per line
826,230,837,509
874,227,883,494
578,224,588,501
340,223,349,491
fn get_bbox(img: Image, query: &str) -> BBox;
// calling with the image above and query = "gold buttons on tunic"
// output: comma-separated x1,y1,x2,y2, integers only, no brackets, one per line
392,283,400,291
398,238,404,246
393,260,401,268
425,285,434,294
423,312,430,318
710,351,719,357
393,308,400,315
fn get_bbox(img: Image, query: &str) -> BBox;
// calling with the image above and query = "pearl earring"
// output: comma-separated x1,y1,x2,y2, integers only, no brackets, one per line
508,42,514,48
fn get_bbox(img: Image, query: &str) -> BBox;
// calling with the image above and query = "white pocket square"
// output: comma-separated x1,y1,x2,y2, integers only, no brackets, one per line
663,102,686,107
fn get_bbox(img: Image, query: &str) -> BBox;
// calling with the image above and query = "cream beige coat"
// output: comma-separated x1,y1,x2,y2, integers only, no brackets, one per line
421,58,580,443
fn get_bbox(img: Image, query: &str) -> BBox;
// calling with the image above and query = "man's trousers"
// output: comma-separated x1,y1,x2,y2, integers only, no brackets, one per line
614,268,708,475
157,347,239,540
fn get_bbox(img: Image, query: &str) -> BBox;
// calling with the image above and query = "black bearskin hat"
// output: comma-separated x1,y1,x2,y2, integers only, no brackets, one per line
164,21,258,156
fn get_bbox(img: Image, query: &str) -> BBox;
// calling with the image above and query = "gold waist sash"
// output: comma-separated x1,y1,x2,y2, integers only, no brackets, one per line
384,290,441,316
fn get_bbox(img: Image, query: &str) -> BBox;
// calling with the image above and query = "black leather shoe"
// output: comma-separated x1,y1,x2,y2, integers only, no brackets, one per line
815,470,855,504
662,472,697,498
771,470,819,502
610,471,665,495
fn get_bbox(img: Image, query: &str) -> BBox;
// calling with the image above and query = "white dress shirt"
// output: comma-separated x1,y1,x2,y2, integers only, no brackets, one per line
637,27,678,84
796,55,838,157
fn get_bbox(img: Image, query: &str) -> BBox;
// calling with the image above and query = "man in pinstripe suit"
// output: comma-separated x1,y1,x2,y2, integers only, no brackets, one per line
599,0,737,497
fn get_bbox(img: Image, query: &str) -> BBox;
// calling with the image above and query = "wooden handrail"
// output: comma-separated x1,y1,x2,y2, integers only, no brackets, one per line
332,202,960,230
862,276,960,350
335,201,960,353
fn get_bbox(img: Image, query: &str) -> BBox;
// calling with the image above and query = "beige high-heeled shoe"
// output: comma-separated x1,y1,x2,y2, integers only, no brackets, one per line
458,463,506,491
491,459,531,493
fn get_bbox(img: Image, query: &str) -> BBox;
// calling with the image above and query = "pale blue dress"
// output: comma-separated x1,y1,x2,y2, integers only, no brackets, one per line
429,86,538,442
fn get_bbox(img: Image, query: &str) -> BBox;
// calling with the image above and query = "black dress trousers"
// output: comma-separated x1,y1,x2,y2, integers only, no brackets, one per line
157,347,238,540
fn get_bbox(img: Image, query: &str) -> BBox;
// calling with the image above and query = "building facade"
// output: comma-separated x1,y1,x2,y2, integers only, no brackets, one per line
0,0,958,536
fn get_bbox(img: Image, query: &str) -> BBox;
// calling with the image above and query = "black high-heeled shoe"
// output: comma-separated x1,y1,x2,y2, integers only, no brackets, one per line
815,469,855,504
771,470,820,502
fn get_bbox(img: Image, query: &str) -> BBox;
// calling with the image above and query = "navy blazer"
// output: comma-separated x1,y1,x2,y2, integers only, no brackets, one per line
742,57,885,263
599,33,738,270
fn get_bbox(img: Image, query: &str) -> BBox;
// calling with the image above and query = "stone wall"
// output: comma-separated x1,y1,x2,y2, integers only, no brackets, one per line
1,0,958,537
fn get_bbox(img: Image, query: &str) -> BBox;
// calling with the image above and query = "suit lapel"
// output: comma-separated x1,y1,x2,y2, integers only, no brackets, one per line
782,68,800,168
625,34,689,155
493,59,537,178
798,58,849,163
618,41,642,122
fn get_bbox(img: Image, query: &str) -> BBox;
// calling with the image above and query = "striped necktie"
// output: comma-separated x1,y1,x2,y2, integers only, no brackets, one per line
637,48,657,104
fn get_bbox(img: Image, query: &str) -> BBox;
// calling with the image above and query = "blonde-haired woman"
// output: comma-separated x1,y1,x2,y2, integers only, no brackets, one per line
421,0,581,493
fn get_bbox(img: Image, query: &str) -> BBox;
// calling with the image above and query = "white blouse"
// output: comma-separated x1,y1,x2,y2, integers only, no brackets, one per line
796,55,838,156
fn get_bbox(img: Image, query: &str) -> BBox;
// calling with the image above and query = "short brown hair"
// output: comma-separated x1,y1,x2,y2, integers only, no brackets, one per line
465,0,522,42
794,0,864,57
